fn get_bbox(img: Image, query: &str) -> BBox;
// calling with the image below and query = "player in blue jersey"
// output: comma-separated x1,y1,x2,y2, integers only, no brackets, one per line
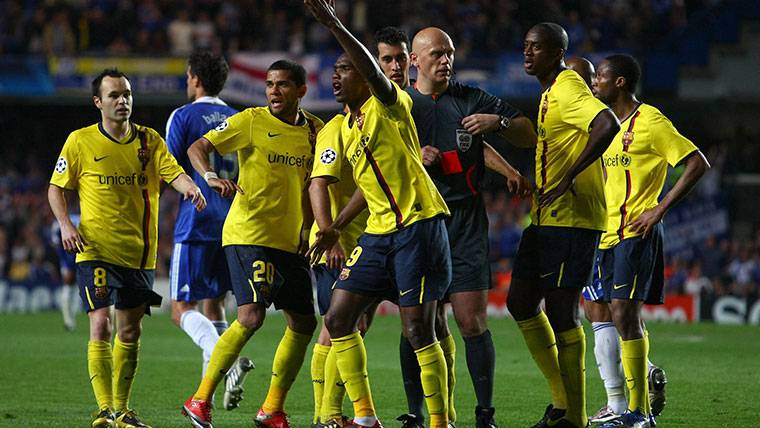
51,213,81,331
166,50,253,410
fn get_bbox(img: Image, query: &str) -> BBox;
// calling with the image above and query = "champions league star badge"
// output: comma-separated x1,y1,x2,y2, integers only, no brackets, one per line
456,129,473,152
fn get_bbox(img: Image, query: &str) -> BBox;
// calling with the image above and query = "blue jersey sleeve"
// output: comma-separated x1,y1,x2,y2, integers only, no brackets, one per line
166,107,189,169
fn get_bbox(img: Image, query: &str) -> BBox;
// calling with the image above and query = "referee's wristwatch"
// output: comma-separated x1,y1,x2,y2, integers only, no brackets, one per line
498,115,511,131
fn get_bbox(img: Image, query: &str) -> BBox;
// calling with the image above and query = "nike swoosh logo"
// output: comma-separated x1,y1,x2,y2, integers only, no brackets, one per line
94,155,109,162
424,393,437,398
268,132,281,137
613,283,629,290
399,289,413,297
89,375,97,382
540,272,554,278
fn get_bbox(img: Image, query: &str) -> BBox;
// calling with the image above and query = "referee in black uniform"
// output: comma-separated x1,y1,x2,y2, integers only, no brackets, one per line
406,27,537,428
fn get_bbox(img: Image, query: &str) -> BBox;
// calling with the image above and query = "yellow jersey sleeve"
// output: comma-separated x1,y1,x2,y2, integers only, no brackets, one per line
204,109,253,155
381,81,414,120
555,72,608,132
312,114,345,182
650,110,698,166
51,132,81,190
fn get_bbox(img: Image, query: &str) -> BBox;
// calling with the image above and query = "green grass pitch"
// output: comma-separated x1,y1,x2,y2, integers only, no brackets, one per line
0,312,758,427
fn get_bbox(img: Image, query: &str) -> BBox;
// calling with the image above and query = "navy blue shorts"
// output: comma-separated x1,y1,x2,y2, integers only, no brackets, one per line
56,245,76,275
512,225,601,289
313,264,339,316
225,245,314,315
598,224,665,305
335,217,452,307
445,196,491,297
170,241,232,302
77,261,160,313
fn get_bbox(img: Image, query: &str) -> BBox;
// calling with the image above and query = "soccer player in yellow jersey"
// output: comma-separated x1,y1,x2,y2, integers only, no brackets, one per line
308,112,378,427
182,60,323,428
590,54,709,428
48,69,206,428
305,1,452,427
508,23,621,428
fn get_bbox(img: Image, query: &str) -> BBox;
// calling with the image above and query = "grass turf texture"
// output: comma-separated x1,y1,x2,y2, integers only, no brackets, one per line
0,312,757,427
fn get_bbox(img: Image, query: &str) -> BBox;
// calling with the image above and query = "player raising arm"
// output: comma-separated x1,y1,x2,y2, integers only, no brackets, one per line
306,1,453,427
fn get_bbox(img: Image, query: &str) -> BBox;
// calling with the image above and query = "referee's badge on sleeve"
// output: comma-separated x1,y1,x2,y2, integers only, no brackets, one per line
55,157,68,174
456,129,472,152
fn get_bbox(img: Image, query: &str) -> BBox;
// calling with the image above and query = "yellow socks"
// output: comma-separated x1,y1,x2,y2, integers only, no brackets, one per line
321,345,346,422
262,327,312,413
332,331,375,418
112,337,139,412
194,320,250,401
416,341,449,428
516,312,568,410
621,336,649,413
88,340,113,411
439,334,457,423
310,343,330,423
557,327,587,428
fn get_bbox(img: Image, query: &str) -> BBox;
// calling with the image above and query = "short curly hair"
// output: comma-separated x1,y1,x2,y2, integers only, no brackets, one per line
188,50,229,96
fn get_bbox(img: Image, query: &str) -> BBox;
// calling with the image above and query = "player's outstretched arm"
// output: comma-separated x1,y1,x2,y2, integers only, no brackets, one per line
187,137,244,198
629,150,710,237
483,142,533,199
169,173,207,211
539,109,620,207
48,184,87,253
305,0,396,105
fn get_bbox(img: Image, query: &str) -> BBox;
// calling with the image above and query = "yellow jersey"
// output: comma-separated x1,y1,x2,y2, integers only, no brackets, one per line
339,82,449,235
50,123,184,269
204,106,323,252
532,69,610,231
599,103,698,248
310,114,369,259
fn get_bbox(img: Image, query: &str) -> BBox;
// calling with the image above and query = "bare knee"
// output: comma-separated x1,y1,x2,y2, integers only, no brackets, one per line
236,304,266,332
455,311,487,337
434,304,451,339
203,296,226,321
171,300,197,327
507,280,542,321
88,308,112,341
403,317,435,349
325,308,355,338
288,312,317,336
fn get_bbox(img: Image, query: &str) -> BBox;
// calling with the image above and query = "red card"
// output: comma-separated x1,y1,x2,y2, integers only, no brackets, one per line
440,150,463,175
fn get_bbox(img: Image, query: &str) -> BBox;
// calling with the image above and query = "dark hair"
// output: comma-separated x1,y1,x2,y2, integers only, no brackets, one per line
188,50,229,96
374,26,409,49
267,60,306,87
605,54,641,92
532,22,569,51
92,68,129,97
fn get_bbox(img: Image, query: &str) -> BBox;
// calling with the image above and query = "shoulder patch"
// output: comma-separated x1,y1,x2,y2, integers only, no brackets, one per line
319,148,337,165
55,157,68,174
215,120,229,132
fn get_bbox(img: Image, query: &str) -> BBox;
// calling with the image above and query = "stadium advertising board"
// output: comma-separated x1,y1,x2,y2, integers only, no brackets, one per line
700,295,760,325
0,280,71,313
49,56,187,94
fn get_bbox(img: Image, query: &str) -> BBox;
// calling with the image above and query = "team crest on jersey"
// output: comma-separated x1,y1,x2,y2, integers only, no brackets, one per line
621,154,632,167
622,131,634,147
137,148,150,170
320,148,337,165
456,129,473,152
55,157,68,174
215,120,229,132
339,268,351,280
